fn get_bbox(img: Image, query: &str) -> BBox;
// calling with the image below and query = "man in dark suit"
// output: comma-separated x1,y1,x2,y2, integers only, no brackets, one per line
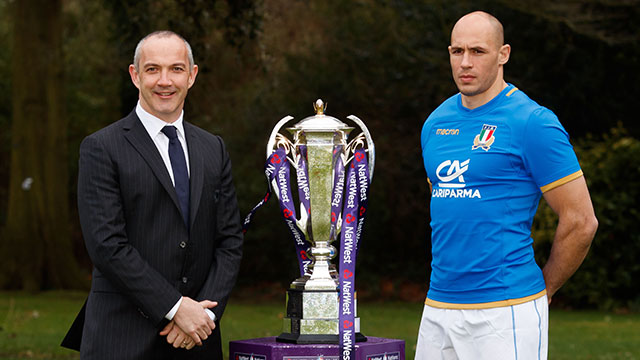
62,30,243,359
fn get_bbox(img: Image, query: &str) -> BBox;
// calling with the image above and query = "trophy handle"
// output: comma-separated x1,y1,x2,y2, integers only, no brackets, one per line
266,115,295,158
266,115,310,237
347,115,375,182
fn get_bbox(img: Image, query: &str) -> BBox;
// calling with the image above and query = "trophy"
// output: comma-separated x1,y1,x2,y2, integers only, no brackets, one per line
257,99,374,344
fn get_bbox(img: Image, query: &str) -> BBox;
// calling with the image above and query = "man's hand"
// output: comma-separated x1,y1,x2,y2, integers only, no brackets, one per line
172,297,218,346
160,320,196,350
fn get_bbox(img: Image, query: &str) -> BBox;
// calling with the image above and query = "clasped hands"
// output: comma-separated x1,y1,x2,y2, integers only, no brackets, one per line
159,297,217,350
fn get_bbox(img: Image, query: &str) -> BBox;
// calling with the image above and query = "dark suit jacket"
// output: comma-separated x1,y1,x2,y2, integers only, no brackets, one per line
62,110,243,360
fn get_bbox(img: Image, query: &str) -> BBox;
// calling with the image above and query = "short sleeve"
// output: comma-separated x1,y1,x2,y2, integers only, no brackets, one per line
522,108,582,192
421,117,434,151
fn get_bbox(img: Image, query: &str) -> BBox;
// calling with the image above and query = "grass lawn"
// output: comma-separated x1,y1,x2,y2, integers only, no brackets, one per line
1,291,639,359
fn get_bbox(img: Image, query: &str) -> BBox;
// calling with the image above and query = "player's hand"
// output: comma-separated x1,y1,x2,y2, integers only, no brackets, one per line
172,297,217,345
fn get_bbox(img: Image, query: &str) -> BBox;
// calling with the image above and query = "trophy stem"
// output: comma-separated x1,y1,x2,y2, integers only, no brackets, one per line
305,248,337,290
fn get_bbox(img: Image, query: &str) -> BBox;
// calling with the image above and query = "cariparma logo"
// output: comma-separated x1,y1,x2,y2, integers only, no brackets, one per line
472,124,497,151
433,159,481,199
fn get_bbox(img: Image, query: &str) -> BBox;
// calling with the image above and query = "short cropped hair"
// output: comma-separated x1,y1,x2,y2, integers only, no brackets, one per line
133,31,195,71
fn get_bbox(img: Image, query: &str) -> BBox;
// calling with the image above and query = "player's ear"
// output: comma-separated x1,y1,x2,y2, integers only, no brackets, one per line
499,44,511,66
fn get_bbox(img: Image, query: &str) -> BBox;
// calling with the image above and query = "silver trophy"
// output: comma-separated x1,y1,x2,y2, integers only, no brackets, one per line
267,99,374,343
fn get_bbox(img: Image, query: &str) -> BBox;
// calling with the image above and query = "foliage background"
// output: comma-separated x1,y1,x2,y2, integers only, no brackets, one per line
0,0,638,310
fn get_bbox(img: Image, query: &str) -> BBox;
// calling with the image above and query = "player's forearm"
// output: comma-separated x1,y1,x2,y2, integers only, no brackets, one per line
542,213,597,298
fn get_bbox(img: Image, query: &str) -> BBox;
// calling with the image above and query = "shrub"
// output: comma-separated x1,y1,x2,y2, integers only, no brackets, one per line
533,125,640,311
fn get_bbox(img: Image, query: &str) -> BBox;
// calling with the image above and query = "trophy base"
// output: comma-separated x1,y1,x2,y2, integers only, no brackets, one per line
276,332,367,344
276,288,366,344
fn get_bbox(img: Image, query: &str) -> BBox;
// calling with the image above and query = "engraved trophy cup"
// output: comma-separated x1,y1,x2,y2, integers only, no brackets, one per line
261,100,374,344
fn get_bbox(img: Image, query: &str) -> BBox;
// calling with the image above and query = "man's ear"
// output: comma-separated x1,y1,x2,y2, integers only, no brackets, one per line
129,64,141,89
188,64,199,89
499,44,511,66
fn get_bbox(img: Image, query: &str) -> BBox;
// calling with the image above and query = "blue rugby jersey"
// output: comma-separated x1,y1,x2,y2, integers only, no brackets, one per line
421,84,582,307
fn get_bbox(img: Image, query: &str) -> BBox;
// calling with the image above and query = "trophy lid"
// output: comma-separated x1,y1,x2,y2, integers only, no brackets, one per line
288,99,353,133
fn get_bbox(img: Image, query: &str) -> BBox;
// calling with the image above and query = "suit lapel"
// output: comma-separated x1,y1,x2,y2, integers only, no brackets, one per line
185,122,204,230
122,111,182,214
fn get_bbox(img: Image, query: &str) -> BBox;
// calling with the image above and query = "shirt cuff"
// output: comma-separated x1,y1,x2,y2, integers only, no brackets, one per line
165,297,183,320
165,297,216,322
205,308,216,321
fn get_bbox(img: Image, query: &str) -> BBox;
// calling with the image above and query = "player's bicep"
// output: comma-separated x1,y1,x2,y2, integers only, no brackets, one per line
542,175,594,222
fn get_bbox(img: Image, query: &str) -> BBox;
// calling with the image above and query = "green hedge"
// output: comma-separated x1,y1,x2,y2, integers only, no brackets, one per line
532,125,640,311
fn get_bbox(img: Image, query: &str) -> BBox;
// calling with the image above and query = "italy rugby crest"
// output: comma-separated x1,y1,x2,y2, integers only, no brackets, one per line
472,124,497,151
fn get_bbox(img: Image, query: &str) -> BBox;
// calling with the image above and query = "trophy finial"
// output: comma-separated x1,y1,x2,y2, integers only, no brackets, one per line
313,99,326,115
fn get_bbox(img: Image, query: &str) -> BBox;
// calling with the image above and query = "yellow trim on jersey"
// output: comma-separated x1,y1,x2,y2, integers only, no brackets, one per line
506,87,519,97
540,170,583,193
425,289,547,309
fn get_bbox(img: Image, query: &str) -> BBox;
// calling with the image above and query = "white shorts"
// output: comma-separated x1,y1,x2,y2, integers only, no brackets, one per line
415,295,548,360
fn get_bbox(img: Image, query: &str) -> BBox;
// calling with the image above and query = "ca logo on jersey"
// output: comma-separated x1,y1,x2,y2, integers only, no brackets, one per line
472,124,497,151
433,159,481,198
436,159,469,188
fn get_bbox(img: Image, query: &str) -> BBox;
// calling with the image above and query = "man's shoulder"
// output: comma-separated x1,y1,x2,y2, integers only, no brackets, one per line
183,121,228,155
421,94,459,144
85,111,137,139
493,87,558,130
184,121,223,143
435,93,460,112
426,93,459,121
503,87,551,115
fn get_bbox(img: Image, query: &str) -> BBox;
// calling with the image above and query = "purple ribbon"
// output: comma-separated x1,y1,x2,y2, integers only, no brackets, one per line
330,145,346,241
339,148,369,360
295,145,312,231
243,148,311,277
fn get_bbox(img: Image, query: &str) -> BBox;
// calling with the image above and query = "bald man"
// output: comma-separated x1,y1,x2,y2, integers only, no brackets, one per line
416,12,597,359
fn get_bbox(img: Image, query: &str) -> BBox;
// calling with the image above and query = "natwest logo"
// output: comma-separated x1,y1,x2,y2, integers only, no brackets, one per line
436,159,469,188
234,353,266,360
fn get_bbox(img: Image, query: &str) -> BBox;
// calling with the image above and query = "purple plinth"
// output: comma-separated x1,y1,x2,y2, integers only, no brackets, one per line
229,336,405,360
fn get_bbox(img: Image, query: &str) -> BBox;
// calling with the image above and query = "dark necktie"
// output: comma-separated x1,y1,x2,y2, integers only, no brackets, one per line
161,126,190,226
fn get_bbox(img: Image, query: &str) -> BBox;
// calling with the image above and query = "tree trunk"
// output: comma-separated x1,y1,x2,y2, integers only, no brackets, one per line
0,0,85,290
